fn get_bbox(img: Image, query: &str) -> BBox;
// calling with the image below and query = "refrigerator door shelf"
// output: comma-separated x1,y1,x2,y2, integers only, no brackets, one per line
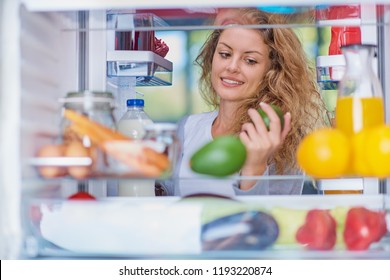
106,50,173,87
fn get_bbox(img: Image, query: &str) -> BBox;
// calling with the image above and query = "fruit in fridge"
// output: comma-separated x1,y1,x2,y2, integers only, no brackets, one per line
257,104,285,130
296,127,351,178
190,135,247,177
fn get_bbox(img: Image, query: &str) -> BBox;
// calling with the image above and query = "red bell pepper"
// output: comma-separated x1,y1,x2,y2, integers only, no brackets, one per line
343,207,387,250
296,209,337,250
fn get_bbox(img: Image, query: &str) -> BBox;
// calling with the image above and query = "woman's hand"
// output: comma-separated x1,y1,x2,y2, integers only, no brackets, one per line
238,102,291,190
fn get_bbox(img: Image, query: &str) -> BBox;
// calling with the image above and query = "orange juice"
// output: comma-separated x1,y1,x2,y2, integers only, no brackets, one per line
324,190,363,195
335,96,384,137
319,179,364,195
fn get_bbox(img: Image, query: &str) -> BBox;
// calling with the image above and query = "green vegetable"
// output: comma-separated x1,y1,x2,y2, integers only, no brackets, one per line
270,207,307,245
190,135,247,177
257,104,285,130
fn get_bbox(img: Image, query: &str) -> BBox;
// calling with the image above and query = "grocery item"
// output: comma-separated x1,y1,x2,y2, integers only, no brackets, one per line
335,44,384,136
349,124,390,178
64,141,95,180
64,109,169,177
329,206,349,247
335,96,384,137
343,207,387,250
201,211,279,251
351,128,373,176
36,144,68,178
60,91,117,180
104,141,169,177
365,125,390,178
117,99,156,196
270,207,307,245
296,209,337,250
296,127,351,178
190,135,247,177
257,104,285,130
64,108,127,146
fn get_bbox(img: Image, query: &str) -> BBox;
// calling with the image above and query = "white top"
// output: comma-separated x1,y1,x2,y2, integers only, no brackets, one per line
159,111,304,196
177,111,237,197
180,111,217,178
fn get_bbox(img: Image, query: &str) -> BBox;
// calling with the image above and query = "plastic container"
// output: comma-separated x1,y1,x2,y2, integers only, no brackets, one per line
117,99,155,196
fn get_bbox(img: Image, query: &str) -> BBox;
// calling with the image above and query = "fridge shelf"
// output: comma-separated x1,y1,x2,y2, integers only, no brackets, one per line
106,50,173,87
24,195,390,259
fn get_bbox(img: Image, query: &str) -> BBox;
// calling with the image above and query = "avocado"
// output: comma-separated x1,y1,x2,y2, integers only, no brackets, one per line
190,135,247,177
257,104,285,130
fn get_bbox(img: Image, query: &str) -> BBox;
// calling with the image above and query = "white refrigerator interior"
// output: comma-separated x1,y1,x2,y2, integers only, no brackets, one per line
1,0,390,259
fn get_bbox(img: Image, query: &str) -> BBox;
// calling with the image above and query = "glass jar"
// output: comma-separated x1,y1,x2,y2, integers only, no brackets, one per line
59,90,116,177
60,91,116,133
335,44,385,137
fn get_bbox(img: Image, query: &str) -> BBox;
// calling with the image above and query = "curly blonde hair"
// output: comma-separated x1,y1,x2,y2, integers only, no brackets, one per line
195,8,327,174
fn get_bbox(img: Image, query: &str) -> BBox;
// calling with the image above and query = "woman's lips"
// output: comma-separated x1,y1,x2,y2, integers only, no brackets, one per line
221,78,244,87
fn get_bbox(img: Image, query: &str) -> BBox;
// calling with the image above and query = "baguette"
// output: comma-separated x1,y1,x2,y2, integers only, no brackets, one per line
64,109,171,176
68,124,106,147
64,109,128,146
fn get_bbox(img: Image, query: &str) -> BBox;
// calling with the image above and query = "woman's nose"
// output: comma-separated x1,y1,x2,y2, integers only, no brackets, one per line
226,58,240,72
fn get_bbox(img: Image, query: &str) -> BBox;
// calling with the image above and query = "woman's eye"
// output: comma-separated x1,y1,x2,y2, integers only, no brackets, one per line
219,52,230,58
245,58,257,65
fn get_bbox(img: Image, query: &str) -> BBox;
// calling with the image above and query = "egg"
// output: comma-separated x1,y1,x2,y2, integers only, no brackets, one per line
36,144,68,178
64,141,92,180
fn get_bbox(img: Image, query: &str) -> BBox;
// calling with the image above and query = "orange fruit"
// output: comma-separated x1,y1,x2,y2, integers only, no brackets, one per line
365,125,390,178
351,128,373,176
296,128,351,178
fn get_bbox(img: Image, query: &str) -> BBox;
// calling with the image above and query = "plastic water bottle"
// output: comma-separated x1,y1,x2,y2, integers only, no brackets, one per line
117,99,155,196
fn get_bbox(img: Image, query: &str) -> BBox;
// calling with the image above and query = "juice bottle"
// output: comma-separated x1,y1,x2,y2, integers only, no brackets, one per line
331,44,384,194
335,96,384,137
336,44,384,135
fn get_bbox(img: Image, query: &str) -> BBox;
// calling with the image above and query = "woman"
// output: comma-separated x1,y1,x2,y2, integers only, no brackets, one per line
161,8,326,196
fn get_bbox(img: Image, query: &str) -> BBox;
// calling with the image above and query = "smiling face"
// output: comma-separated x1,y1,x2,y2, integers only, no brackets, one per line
211,27,271,103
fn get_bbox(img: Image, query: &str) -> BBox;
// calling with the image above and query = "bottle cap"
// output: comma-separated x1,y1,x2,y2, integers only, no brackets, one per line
127,99,144,107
